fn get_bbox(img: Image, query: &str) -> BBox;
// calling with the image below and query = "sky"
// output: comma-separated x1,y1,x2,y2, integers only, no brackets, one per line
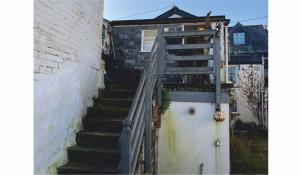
104,0,268,26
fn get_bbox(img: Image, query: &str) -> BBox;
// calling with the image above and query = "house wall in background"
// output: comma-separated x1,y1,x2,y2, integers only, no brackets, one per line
34,0,104,173
232,64,264,124
158,102,230,174
112,22,229,83
112,25,159,68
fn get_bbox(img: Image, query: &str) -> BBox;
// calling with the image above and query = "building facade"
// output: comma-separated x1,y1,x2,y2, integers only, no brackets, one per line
228,23,268,128
110,6,231,174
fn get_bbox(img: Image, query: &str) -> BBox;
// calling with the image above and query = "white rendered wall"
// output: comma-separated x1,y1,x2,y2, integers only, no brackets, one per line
158,102,230,174
34,0,104,174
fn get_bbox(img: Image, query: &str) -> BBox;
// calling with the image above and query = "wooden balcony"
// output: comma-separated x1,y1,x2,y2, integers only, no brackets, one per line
165,67,214,75
162,30,216,37
166,43,213,50
166,55,213,61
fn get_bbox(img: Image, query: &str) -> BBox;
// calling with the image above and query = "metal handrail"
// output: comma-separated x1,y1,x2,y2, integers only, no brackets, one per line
119,27,163,174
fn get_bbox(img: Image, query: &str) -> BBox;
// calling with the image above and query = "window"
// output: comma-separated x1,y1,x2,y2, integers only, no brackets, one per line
253,66,261,72
229,66,238,84
141,30,157,52
230,98,238,113
233,32,245,45
168,14,182,18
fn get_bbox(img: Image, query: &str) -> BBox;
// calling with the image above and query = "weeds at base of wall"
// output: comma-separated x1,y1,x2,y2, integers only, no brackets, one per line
161,88,170,114
230,131,268,174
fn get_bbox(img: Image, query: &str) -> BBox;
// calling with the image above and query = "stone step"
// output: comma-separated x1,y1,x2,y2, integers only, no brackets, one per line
67,146,120,166
86,106,129,119
94,97,133,108
57,162,118,174
100,89,136,99
103,83,137,90
83,118,123,133
76,131,120,149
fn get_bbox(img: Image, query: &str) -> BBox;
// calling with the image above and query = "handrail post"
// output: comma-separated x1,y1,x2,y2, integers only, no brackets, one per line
157,27,164,107
144,59,153,173
120,120,131,174
213,31,221,111
157,76,162,107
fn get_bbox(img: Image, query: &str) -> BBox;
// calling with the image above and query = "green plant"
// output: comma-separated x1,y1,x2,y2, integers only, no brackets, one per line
161,88,171,114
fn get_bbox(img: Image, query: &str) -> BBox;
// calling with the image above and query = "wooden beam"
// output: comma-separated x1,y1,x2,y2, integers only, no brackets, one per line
166,44,213,50
165,67,214,74
163,30,216,37
166,55,213,61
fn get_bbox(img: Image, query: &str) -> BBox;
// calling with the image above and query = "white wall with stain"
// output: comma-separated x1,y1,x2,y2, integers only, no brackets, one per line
158,102,230,174
34,0,104,174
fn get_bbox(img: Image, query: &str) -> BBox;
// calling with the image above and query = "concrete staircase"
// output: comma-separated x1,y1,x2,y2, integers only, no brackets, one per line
57,66,140,174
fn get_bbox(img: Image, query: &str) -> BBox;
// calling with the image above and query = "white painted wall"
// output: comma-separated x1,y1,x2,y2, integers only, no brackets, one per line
158,102,230,174
34,0,104,174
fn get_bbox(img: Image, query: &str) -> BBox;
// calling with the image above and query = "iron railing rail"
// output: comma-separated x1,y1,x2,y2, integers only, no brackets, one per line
119,27,164,174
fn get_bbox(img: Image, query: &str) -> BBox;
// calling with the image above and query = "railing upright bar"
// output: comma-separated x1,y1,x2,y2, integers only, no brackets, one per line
127,72,146,122
144,59,153,173
130,93,145,141
120,121,131,174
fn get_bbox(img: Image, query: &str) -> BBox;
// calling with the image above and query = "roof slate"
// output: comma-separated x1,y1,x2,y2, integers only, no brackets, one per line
111,6,230,26
155,6,197,19
229,23,268,53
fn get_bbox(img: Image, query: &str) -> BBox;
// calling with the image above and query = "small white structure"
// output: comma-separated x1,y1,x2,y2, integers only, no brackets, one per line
158,92,230,174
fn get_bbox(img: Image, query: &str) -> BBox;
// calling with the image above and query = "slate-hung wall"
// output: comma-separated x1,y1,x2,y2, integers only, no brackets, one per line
112,25,159,67
112,23,183,67
34,0,104,174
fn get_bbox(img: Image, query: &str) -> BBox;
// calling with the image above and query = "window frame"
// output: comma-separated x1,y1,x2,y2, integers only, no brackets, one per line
228,65,238,84
233,32,245,45
140,29,157,52
253,65,261,72
230,98,239,113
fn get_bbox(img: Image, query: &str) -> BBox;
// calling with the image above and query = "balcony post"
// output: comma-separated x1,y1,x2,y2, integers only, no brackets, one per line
213,33,221,111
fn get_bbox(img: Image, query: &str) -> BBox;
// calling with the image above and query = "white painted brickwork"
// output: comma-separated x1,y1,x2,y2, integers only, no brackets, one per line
34,0,103,75
34,0,104,174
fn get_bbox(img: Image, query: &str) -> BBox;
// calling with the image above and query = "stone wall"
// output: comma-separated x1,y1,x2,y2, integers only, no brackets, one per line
112,25,159,68
34,0,104,173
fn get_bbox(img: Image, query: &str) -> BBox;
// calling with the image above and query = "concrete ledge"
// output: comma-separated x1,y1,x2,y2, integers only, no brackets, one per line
169,91,229,103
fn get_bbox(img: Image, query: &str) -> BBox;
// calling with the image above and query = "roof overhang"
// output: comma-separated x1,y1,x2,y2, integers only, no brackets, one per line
111,16,230,26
